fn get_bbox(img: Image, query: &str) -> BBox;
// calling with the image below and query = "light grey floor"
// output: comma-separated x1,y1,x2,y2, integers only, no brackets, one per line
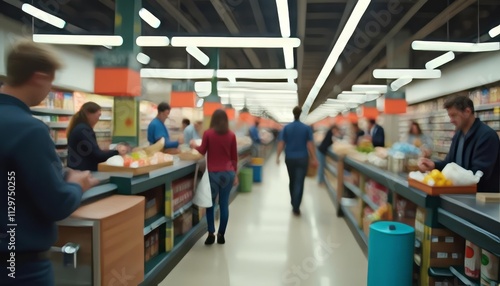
160,158,367,286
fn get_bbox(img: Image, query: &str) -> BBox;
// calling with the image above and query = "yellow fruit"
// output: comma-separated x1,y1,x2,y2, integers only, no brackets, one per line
445,180,453,186
435,180,445,187
430,169,441,179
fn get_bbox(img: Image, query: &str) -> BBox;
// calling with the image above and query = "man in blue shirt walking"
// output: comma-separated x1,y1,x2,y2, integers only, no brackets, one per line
148,102,179,149
276,106,318,215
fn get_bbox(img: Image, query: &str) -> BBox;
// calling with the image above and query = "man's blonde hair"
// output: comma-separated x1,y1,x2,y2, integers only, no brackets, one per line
6,39,62,86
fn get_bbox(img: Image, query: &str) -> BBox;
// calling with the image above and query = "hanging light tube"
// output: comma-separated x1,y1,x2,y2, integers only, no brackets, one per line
136,53,150,65
195,81,297,91
276,0,290,38
373,69,441,79
390,77,413,91
351,84,387,93
136,36,169,47
490,24,500,38
22,4,65,29
425,51,455,70
284,46,294,69
217,69,298,80
138,8,161,28
337,93,367,103
186,46,210,66
412,40,500,53
140,69,214,79
171,37,300,48
33,34,123,46
301,0,371,118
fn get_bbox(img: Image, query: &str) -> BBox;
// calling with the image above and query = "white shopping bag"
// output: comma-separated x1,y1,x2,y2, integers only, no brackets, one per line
193,162,213,208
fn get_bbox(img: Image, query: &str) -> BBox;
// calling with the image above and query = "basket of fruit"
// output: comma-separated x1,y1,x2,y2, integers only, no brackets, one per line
408,166,478,196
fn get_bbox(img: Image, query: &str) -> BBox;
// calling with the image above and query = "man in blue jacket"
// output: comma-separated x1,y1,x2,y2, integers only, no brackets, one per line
148,102,180,149
0,40,98,285
249,120,261,157
419,96,500,192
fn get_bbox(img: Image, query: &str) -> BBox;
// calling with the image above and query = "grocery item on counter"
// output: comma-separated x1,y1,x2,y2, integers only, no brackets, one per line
409,169,453,187
367,152,387,168
105,152,174,168
441,163,483,186
356,138,375,154
132,137,165,156
332,141,355,155
465,240,481,279
389,142,421,156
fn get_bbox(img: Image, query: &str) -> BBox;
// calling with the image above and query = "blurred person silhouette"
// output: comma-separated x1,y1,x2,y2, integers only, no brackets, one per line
352,122,365,145
148,102,180,149
317,125,342,185
249,119,261,157
0,40,99,285
184,119,202,145
276,106,318,215
406,121,433,158
67,102,128,171
191,109,238,245
368,118,385,147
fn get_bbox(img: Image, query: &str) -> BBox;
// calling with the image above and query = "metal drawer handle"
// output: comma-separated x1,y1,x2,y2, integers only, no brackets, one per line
51,242,80,269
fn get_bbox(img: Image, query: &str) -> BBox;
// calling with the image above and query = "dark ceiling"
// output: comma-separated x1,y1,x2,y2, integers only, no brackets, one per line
1,0,500,114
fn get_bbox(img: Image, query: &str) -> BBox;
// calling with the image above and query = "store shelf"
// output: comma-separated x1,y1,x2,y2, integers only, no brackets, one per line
144,252,169,277
324,176,338,207
475,103,500,112
31,107,74,116
55,139,67,146
449,266,480,286
94,129,111,133
341,204,367,256
46,122,69,128
173,201,193,220
144,215,167,236
99,117,112,121
344,181,379,210
325,164,338,177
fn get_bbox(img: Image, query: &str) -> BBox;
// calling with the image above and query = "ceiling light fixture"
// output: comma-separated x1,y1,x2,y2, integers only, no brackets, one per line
186,46,210,66
373,69,441,79
390,77,413,91
33,34,123,46
22,4,66,29
351,84,387,93
136,36,170,47
195,81,297,91
490,24,500,38
337,93,367,103
425,51,455,70
136,53,150,65
301,0,371,119
276,0,290,38
284,46,294,69
412,40,500,53
138,8,161,28
141,69,214,79
171,37,300,48
217,69,298,80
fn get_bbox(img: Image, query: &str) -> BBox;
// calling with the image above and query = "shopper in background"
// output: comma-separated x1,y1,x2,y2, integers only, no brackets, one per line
317,125,342,185
352,122,365,145
249,119,261,157
67,102,128,171
368,118,385,147
148,102,180,149
406,121,433,158
0,40,99,285
183,119,202,144
276,106,318,215
418,96,500,192
191,109,238,245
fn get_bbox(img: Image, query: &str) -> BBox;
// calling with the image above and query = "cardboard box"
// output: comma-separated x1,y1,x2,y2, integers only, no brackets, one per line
174,209,193,237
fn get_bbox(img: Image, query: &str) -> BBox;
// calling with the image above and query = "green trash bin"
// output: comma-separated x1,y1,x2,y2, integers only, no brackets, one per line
238,167,253,193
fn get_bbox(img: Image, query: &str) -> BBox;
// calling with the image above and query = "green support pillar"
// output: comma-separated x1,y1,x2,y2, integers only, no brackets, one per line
203,48,221,129
94,0,142,147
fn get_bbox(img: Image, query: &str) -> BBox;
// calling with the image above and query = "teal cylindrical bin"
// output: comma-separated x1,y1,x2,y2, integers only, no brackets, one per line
238,167,253,193
251,158,263,183
367,221,415,286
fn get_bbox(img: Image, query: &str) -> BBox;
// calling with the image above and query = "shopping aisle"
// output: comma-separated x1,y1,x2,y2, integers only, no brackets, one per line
159,157,367,286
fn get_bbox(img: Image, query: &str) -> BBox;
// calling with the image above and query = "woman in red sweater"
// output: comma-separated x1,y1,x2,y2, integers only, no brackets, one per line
191,109,239,245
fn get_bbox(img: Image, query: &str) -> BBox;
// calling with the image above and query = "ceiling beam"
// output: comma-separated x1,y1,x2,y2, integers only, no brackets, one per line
183,0,212,29
210,0,262,68
355,0,477,84
333,0,428,94
249,0,279,68
306,12,342,20
297,0,308,106
157,0,199,33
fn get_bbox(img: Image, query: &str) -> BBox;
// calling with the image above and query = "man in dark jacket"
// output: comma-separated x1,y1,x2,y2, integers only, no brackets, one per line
368,118,385,147
419,96,500,192
0,40,98,285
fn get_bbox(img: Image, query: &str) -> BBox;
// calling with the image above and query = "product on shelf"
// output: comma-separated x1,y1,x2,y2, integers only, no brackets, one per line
481,249,500,285
465,240,481,279
173,209,193,237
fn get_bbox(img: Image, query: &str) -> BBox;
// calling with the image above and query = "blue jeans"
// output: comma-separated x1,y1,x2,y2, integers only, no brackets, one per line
316,149,326,184
207,171,235,235
285,157,309,211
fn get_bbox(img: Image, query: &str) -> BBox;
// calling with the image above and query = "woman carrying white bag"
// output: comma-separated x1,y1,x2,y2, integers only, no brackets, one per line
191,109,238,245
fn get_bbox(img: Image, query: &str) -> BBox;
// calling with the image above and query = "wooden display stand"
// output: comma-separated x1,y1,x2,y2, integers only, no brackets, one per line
54,195,145,286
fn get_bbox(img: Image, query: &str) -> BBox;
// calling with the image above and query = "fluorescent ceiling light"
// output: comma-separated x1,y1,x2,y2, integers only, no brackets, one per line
141,69,214,79
301,0,371,118
139,8,161,28
490,24,500,38
364,91,382,101
351,84,387,93
390,77,412,91
186,46,209,66
412,41,500,53
196,98,204,108
195,81,297,91
337,93,366,103
373,69,441,79
33,34,123,46
136,53,150,65
103,45,112,50
171,37,300,48
276,0,290,38
425,51,455,70
284,47,294,69
217,69,298,80
22,4,65,29
326,99,359,108
136,36,169,47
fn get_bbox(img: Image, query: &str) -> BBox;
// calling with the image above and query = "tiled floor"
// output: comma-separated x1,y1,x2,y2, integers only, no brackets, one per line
160,158,367,286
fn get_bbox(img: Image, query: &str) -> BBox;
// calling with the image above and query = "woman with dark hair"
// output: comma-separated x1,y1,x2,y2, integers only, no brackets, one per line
317,125,342,185
190,109,238,245
406,121,433,157
67,102,127,171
